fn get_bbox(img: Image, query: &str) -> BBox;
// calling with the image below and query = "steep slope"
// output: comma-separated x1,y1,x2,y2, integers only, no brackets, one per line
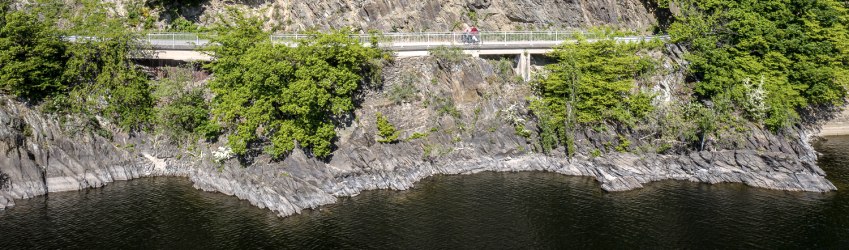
156,0,658,32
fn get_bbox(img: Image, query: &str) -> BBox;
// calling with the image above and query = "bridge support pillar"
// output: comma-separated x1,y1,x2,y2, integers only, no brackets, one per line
517,52,531,82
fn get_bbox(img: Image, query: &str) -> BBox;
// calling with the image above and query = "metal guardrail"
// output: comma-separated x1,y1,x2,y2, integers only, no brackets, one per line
146,31,668,50
271,31,593,44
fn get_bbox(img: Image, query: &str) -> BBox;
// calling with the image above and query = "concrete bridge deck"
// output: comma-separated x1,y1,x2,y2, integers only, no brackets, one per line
143,32,665,60
144,31,666,81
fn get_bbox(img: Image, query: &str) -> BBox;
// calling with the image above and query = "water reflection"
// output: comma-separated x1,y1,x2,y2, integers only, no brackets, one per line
1,136,848,248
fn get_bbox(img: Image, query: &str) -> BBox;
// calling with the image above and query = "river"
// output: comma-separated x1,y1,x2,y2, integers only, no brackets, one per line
1,136,848,248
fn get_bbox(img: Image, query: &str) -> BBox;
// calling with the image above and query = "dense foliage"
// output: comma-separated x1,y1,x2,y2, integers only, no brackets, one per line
668,0,849,129
529,0,849,155
206,15,382,158
0,0,155,132
153,66,214,143
0,6,67,102
531,38,662,154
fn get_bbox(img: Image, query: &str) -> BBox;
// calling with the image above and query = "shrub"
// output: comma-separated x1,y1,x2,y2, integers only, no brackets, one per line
429,46,467,66
615,135,631,152
376,112,399,143
433,96,461,118
406,132,429,141
156,90,209,143
387,78,419,104
591,149,602,158
492,58,515,82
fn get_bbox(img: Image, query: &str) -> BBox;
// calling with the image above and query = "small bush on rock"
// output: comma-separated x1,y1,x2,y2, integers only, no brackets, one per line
376,112,399,143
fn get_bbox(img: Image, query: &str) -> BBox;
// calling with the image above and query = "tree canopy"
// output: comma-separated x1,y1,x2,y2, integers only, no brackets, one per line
0,7,67,102
0,0,154,132
206,16,382,158
531,38,662,153
668,0,849,129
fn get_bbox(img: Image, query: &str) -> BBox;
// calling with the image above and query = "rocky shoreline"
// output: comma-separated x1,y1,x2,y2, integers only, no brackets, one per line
0,57,840,216
0,100,836,216
0,132,837,216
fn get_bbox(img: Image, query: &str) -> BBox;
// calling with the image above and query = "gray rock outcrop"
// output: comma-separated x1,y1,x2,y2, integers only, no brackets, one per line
152,0,659,32
0,55,838,216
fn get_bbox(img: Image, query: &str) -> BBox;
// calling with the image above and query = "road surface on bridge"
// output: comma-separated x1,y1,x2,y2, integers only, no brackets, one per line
144,31,666,61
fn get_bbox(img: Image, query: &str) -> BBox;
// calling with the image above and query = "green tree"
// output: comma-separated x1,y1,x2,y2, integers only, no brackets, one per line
530,38,661,153
61,25,153,131
669,0,849,130
206,14,381,158
0,8,68,101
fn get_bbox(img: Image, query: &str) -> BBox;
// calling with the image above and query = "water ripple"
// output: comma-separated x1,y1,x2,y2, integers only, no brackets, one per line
1,136,849,248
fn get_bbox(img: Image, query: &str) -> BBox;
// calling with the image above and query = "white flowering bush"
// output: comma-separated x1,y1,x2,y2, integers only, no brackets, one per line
742,76,769,121
212,146,234,163
503,103,532,138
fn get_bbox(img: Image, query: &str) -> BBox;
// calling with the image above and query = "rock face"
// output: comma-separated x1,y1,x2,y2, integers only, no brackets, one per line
159,0,658,32
0,100,191,210
820,107,849,136
0,54,838,215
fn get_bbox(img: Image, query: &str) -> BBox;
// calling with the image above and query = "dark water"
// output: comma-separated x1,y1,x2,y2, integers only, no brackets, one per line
2,136,849,249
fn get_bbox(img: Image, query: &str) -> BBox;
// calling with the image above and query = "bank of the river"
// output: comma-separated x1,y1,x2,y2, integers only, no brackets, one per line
1,136,847,248
0,56,840,216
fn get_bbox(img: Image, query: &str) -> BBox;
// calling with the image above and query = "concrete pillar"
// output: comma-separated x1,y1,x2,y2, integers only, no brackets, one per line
516,54,524,80
524,53,531,82
517,52,531,82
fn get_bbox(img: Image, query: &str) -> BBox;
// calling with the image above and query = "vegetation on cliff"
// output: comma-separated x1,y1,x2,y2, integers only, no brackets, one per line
667,0,849,130
2,0,848,162
530,0,849,156
375,112,400,143
204,12,383,158
1,0,155,132
1,2,386,159
531,38,663,154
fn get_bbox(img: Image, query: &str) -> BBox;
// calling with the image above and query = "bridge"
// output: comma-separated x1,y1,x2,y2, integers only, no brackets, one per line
144,31,666,81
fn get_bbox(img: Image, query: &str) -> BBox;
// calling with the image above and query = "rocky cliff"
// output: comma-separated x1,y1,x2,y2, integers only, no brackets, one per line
153,0,659,32
0,52,837,215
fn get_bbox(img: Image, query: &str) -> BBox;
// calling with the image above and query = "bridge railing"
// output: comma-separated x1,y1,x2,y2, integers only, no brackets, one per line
145,31,665,50
271,31,594,46
147,32,207,50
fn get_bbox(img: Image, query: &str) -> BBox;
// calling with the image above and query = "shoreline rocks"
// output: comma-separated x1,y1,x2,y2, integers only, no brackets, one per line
0,56,841,216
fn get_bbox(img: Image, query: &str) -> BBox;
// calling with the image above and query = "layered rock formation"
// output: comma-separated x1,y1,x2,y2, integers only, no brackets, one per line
0,99,190,210
0,54,838,215
157,0,658,32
